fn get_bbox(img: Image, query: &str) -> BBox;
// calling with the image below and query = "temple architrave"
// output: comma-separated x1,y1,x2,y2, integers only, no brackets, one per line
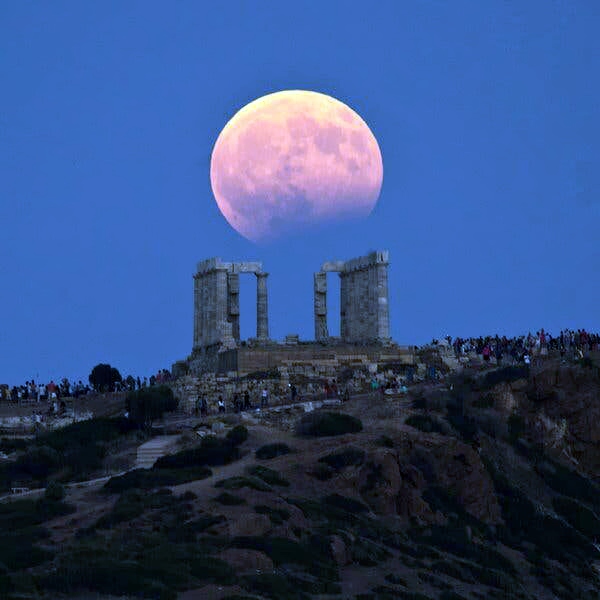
175,250,413,377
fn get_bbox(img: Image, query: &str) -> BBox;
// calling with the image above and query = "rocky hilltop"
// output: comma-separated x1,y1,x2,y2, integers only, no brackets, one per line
1,356,600,599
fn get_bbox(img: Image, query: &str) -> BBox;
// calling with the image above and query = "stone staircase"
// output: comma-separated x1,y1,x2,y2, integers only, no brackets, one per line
134,435,181,469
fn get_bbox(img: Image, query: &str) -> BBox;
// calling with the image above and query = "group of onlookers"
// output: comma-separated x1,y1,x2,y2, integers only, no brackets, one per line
446,328,598,364
0,379,92,404
0,368,173,404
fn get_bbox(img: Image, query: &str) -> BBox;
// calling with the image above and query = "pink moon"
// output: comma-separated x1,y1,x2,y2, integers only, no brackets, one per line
210,90,383,243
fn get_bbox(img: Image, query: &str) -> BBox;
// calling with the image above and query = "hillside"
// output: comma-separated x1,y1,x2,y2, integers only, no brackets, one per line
1,358,600,599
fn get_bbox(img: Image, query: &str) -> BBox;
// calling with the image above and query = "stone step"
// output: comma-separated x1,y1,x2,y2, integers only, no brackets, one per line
134,435,180,470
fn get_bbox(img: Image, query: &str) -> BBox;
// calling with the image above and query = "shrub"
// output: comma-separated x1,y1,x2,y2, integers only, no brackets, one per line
95,489,146,529
232,536,319,568
215,476,271,492
226,425,249,446
445,412,478,443
255,442,292,460
310,463,334,481
89,363,122,392
405,414,446,434
15,445,60,478
44,481,66,501
42,554,176,599
187,514,227,533
155,435,240,469
0,438,27,453
215,492,246,505
245,465,289,487
296,411,363,437
481,365,529,390
318,446,365,470
127,385,178,431
376,435,394,448
103,466,212,493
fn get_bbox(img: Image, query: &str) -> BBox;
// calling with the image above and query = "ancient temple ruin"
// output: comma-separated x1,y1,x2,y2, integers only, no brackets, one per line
193,258,269,351
314,250,390,344
176,250,405,376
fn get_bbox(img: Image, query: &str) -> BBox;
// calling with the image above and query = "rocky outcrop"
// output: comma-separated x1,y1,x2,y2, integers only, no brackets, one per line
357,449,402,515
428,438,502,524
353,434,501,524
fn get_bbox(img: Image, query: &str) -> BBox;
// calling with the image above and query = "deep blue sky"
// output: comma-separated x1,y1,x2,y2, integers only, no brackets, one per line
1,1,598,385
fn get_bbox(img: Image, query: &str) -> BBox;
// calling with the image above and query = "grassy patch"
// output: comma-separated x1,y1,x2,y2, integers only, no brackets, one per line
405,414,446,434
255,442,293,460
215,475,272,492
318,446,365,470
215,492,246,505
226,425,249,446
104,465,212,493
296,411,363,437
245,465,290,487
155,434,241,469
0,497,74,570
480,365,529,390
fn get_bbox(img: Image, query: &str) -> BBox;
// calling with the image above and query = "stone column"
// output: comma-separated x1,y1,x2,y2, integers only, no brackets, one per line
256,272,269,341
215,267,231,345
314,271,328,341
227,272,240,342
375,261,390,342
339,272,348,341
193,273,201,350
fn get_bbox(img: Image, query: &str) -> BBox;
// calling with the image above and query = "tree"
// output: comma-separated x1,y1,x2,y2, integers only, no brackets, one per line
89,363,122,392
126,385,178,431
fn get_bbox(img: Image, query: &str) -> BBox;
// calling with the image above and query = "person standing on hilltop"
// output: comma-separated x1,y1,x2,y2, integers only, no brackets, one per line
482,344,491,363
539,328,548,357
261,387,268,408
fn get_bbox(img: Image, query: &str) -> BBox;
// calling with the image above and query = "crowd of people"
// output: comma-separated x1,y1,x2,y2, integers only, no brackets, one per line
2,328,598,407
443,328,599,365
0,368,173,405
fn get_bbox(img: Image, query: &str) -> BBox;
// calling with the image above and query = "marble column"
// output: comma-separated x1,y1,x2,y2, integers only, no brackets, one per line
256,272,269,341
375,261,390,341
314,271,328,341
214,267,230,344
193,273,202,350
227,272,240,342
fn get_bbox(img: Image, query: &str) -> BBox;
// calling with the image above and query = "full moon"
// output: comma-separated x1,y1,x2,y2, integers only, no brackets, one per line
210,90,383,243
